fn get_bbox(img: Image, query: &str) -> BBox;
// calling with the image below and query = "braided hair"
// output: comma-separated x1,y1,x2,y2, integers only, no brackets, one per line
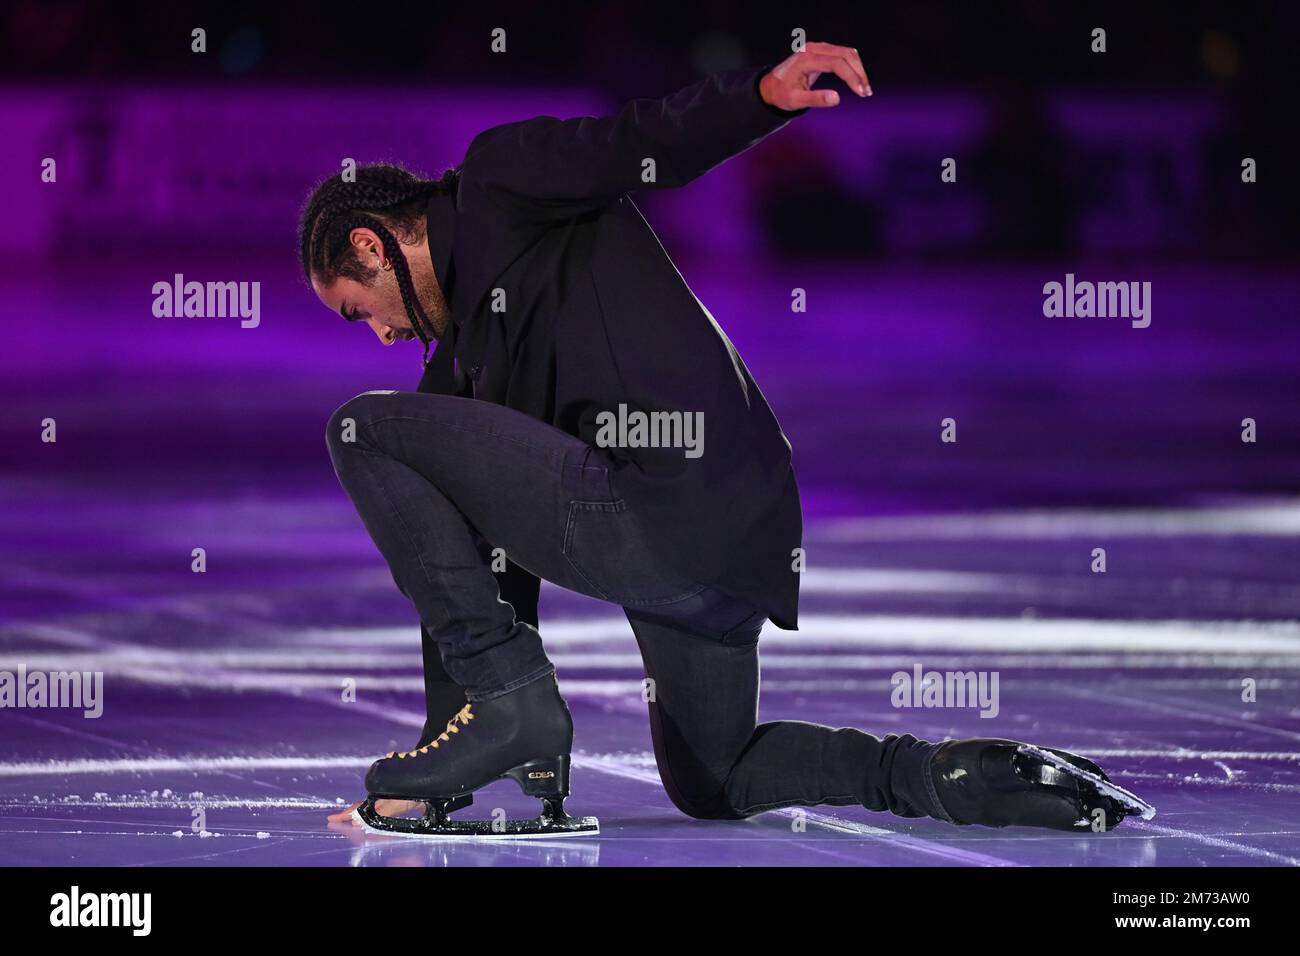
298,163,457,365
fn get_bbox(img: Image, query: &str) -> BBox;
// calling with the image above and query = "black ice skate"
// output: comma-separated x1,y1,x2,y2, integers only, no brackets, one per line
354,675,599,840
926,738,1155,831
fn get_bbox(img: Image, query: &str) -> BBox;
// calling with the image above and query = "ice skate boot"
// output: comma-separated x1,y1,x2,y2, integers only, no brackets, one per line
353,674,599,839
926,738,1155,831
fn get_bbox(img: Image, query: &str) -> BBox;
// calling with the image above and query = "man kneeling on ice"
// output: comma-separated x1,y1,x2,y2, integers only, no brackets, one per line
299,42,1154,837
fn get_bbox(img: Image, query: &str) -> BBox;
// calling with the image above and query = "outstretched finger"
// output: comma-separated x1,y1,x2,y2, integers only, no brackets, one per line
847,47,872,95
326,801,361,824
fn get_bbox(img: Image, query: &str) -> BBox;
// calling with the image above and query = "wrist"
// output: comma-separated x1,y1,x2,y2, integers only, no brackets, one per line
754,67,808,119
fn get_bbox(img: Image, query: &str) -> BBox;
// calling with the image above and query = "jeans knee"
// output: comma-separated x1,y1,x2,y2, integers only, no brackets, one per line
326,390,398,457
657,770,744,820
667,790,743,821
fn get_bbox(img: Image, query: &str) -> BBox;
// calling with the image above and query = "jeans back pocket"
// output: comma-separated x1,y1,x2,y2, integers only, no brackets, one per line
562,499,706,606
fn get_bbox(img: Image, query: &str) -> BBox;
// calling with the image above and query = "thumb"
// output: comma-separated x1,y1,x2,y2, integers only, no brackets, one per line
785,87,840,109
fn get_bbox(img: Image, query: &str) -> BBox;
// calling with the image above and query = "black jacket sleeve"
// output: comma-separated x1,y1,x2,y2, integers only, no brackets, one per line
462,65,805,221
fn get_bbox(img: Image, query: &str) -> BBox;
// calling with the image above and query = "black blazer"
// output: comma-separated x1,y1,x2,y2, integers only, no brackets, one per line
417,64,806,632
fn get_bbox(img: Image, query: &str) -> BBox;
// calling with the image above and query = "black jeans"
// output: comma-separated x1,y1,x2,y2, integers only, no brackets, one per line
327,390,942,820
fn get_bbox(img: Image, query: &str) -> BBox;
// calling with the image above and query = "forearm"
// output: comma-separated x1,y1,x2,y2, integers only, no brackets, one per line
464,64,807,215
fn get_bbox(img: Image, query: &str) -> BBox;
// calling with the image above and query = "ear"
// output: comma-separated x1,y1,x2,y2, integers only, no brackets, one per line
348,227,385,266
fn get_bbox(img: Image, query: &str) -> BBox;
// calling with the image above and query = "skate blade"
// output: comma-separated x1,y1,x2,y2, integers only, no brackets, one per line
1016,743,1156,820
352,805,600,841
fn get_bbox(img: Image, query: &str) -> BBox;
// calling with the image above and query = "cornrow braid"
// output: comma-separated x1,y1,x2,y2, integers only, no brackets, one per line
298,163,457,365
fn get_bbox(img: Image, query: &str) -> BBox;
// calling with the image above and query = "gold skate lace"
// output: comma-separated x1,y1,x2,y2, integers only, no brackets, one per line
386,704,475,759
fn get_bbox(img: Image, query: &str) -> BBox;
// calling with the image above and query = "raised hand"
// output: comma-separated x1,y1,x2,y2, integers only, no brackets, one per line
759,41,872,110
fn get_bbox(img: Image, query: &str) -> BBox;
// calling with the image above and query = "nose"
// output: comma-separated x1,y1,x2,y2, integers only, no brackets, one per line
367,318,397,346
